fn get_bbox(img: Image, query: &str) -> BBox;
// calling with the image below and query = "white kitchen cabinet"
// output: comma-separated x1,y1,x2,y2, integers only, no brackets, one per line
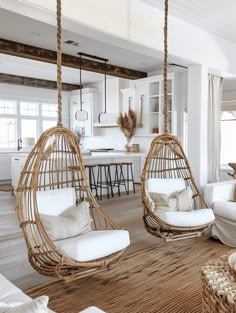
11,155,27,192
126,73,180,136
0,154,11,181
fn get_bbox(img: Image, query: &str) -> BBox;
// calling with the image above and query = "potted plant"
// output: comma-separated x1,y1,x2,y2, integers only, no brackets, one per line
117,109,137,152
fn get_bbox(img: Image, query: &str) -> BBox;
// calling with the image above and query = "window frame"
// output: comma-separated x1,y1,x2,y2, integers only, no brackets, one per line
0,96,58,151
220,100,236,166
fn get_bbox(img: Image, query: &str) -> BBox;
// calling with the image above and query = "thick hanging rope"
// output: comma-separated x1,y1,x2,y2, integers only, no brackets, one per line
163,0,168,134
57,0,62,127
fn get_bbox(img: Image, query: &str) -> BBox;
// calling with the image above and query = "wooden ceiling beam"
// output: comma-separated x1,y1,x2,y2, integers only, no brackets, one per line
0,38,147,80
0,73,81,91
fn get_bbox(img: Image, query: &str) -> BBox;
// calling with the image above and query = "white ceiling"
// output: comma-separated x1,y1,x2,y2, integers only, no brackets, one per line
0,8,165,85
140,0,236,44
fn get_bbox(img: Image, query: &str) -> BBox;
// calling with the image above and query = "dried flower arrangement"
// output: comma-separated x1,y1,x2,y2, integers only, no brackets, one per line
117,109,137,151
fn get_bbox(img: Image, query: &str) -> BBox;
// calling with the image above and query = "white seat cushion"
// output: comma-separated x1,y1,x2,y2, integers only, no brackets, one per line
213,201,236,222
80,306,105,313
54,230,130,262
155,208,215,227
37,187,76,216
147,178,186,195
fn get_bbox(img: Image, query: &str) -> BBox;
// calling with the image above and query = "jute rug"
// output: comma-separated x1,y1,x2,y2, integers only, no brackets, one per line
26,238,233,313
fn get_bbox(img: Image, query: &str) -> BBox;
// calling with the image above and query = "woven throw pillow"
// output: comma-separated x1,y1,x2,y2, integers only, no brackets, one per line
149,192,177,213
40,201,92,241
0,296,49,313
172,187,193,211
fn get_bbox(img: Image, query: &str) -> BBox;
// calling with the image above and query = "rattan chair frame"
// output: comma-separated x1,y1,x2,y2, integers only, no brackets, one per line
141,134,213,242
16,127,126,281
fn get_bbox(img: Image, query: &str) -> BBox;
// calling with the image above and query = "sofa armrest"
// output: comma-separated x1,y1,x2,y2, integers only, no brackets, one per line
204,180,236,206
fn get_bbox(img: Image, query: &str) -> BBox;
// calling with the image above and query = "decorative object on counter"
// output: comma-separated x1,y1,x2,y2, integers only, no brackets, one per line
152,127,159,134
137,95,144,128
74,53,88,121
141,0,215,242
117,109,137,152
228,162,236,179
130,144,140,153
16,0,130,283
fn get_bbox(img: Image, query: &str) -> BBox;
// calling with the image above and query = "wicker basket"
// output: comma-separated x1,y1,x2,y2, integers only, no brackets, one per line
201,253,236,313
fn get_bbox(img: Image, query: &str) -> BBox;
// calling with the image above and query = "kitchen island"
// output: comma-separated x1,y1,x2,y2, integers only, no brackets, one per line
9,151,146,193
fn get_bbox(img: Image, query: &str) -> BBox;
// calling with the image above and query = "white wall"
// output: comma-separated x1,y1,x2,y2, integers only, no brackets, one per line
5,0,236,75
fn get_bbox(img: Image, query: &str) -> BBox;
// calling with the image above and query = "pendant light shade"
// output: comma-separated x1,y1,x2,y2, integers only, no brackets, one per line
75,53,88,121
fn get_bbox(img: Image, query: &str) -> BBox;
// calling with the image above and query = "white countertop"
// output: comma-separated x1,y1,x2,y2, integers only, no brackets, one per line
8,151,145,159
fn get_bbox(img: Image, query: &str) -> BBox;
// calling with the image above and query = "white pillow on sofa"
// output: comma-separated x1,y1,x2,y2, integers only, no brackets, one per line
0,296,49,313
40,201,92,241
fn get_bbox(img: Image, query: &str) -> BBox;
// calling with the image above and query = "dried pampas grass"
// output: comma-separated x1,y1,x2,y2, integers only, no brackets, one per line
117,109,137,143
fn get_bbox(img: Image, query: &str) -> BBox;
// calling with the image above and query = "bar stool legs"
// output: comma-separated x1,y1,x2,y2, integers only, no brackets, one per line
85,165,98,199
110,163,127,196
122,162,135,194
97,164,114,200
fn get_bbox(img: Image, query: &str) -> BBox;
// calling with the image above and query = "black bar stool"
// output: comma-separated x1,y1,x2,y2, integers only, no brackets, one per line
96,163,114,200
122,162,136,194
110,162,127,196
85,164,98,199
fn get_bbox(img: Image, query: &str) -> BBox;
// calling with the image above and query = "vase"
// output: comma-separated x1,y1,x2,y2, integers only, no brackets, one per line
125,139,131,152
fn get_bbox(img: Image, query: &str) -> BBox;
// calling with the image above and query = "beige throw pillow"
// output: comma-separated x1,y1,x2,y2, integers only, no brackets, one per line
0,296,49,313
149,187,193,213
40,201,92,241
149,192,177,213
172,187,193,211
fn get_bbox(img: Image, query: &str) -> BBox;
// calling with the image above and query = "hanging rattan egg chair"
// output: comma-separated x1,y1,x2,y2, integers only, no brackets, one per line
141,0,215,242
16,0,130,282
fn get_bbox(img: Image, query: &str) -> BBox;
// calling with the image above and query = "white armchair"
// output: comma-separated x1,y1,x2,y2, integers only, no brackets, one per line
204,180,236,247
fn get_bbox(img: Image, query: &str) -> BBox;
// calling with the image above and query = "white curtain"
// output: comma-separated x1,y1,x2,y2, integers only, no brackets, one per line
208,74,223,183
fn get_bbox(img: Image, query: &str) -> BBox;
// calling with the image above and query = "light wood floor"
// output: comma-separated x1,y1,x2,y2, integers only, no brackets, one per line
0,186,161,290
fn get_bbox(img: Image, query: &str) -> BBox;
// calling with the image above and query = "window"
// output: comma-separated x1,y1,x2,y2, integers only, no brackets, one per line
21,119,37,142
0,118,17,148
0,100,17,114
42,103,57,117
0,98,57,149
42,120,57,132
20,101,38,116
221,110,236,165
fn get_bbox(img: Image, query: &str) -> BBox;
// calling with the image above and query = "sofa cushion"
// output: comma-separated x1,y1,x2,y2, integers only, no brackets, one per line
147,178,186,195
0,274,31,304
155,208,215,227
0,296,48,313
40,201,91,241
54,230,130,262
213,201,236,222
37,187,76,215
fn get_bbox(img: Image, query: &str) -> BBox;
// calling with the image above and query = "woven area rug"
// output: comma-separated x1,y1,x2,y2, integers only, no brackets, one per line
26,238,233,313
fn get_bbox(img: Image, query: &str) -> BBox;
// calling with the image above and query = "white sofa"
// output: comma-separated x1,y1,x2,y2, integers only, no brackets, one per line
204,180,236,247
0,274,104,313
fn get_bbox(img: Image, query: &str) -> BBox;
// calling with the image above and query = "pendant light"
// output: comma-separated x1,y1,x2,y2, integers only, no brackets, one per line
75,53,88,121
98,59,108,123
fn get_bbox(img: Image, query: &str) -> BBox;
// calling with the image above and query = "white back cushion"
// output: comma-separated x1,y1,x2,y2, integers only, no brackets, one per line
147,178,186,195
36,187,76,216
